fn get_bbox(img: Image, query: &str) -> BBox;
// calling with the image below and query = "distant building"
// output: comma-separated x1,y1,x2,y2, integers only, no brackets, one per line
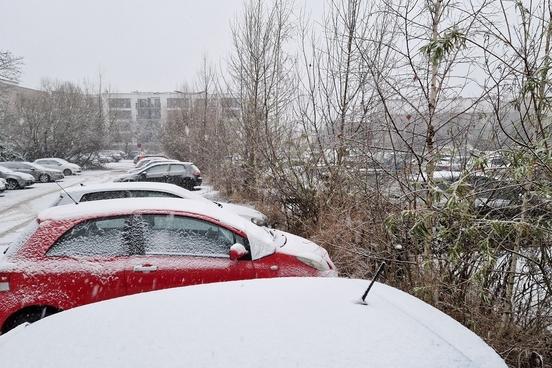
103,91,240,152
0,79,43,112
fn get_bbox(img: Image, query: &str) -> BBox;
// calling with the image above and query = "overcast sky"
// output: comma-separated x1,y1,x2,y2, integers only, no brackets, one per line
1,0,322,92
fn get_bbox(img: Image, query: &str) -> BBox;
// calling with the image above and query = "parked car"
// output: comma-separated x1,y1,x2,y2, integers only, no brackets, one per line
133,156,169,170
133,153,168,165
0,197,335,333
116,161,202,190
99,150,122,162
0,178,6,193
128,150,140,160
96,153,115,163
129,159,176,173
33,158,81,176
0,161,64,183
0,278,507,368
52,182,268,226
0,166,35,189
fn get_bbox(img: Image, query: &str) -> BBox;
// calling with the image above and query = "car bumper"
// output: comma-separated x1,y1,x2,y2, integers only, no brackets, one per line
194,177,202,186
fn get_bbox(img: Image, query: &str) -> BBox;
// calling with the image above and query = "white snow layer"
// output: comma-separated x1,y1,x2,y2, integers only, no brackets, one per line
0,277,506,368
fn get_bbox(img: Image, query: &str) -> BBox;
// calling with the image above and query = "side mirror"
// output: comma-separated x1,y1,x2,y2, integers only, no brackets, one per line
229,243,248,261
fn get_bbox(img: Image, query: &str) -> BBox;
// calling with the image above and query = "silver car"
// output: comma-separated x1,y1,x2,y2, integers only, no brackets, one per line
0,161,64,183
33,158,81,176
0,166,35,189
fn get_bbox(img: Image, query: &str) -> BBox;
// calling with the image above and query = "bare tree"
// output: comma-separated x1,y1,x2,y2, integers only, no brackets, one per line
3,80,106,160
227,0,295,195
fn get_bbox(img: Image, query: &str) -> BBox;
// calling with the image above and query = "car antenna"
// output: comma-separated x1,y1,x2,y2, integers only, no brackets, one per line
54,180,78,205
358,262,386,305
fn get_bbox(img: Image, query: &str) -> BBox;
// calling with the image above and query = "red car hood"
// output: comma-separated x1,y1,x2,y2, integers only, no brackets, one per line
274,230,336,271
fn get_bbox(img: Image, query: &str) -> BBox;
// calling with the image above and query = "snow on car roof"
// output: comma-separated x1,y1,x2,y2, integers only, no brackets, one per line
62,182,204,200
35,157,66,162
38,198,275,260
40,197,212,221
0,277,506,368
140,160,192,168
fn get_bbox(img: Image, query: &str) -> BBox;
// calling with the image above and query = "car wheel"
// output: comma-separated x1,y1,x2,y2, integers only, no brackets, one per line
6,178,20,190
2,307,59,334
39,173,50,183
63,169,72,176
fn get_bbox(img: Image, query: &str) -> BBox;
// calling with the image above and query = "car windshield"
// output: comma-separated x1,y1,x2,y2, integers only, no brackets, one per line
29,163,45,170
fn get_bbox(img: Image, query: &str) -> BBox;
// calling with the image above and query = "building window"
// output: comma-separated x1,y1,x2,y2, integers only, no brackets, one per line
109,98,131,109
167,98,190,109
136,98,161,119
111,110,132,120
137,98,160,108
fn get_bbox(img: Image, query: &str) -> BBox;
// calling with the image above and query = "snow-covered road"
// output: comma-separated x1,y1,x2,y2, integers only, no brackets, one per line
0,160,216,250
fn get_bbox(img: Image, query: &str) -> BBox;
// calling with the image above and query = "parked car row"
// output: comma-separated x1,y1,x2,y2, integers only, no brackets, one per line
0,165,36,190
1,161,64,183
0,158,81,191
132,153,168,164
117,156,202,191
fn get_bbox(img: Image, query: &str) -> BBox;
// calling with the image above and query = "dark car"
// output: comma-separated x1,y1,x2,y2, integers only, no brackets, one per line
0,161,64,183
116,162,202,190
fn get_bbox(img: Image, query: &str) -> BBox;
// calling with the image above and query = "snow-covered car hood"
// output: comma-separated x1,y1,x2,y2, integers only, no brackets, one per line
14,172,34,181
0,278,507,368
218,202,267,225
116,171,140,180
274,230,335,270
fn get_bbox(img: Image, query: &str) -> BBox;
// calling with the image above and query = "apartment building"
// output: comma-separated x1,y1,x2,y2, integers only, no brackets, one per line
103,91,239,152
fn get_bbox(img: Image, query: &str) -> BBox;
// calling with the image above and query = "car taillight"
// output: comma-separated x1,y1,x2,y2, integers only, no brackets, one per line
0,275,10,292
193,170,201,176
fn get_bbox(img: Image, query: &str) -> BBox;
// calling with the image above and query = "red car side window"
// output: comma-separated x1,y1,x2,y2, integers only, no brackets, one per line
46,216,132,258
143,215,237,257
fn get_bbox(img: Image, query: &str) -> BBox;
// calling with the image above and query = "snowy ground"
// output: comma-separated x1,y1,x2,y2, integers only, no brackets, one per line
0,160,216,251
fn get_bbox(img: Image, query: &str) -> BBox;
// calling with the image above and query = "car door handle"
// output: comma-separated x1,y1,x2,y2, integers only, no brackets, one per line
133,265,158,273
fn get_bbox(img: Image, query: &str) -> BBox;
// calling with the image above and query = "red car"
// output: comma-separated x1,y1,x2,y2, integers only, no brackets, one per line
0,198,336,333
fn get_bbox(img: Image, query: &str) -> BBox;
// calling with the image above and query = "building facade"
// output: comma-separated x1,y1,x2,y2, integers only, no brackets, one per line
103,91,239,152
